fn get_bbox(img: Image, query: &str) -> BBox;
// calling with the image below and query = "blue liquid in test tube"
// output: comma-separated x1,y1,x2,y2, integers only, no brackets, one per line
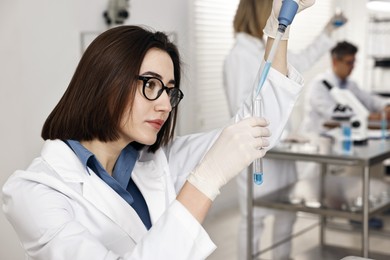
341,123,352,153
253,165,263,185
252,96,263,185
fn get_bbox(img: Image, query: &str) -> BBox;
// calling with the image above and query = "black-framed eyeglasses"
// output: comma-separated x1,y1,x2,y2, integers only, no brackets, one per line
138,76,184,108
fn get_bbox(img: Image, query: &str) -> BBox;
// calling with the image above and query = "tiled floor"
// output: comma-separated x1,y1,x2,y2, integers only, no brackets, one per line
203,207,390,260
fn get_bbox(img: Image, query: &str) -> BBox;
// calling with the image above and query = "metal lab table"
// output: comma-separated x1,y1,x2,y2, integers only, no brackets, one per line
246,137,390,259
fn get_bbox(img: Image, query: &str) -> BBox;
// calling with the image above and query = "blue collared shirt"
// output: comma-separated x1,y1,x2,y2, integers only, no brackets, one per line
339,78,348,89
65,140,152,229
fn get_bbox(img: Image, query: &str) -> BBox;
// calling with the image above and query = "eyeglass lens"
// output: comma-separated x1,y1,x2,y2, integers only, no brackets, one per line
143,77,183,107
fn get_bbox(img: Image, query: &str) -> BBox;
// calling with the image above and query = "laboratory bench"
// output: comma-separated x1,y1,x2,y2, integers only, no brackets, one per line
246,136,390,260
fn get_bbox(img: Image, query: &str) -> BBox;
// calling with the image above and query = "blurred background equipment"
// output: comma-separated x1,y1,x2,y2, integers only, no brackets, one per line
103,0,130,26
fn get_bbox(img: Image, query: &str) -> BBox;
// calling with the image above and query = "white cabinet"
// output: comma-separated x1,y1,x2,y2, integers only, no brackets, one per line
367,18,390,94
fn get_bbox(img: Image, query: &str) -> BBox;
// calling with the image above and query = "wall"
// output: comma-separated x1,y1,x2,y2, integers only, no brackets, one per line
0,1,188,259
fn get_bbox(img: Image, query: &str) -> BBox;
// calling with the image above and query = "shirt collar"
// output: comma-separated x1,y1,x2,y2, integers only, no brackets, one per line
329,70,348,89
65,139,95,175
339,78,348,89
65,140,140,187
112,144,139,186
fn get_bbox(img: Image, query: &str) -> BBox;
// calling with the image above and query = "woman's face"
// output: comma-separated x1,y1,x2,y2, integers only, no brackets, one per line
119,48,174,146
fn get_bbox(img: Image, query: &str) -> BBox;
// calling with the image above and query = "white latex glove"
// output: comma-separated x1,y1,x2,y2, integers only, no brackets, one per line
187,117,270,201
264,0,316,40
324,11,348,35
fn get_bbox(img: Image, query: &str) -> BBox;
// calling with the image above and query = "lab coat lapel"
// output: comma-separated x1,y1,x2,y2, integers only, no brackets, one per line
82,171,148,241
132,149,172,224
42,140,147,243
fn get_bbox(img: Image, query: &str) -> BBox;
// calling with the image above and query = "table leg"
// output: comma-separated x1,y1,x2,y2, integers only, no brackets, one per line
320,163,326,246
362,165,370,257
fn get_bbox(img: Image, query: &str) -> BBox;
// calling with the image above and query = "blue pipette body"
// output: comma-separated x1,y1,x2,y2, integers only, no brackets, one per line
278,0,299,29
255,0,299,95
253,0,299,185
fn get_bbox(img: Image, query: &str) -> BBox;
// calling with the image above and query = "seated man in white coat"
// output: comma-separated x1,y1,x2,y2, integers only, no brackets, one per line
300,40,390,229
302,41,390,134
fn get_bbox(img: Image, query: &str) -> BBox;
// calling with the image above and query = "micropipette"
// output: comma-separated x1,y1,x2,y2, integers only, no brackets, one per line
253,0,299,185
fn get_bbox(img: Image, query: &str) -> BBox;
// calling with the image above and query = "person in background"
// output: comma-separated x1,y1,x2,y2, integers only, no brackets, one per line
223,0,346,258
1,0,314,258
301,40,390,232
302,40,390,134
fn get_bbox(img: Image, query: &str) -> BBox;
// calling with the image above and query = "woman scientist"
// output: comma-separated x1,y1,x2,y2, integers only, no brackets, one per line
223,0,345,259
2,1,314,259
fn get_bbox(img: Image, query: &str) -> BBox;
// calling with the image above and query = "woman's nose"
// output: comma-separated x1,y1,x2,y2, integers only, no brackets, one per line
155,91,172,112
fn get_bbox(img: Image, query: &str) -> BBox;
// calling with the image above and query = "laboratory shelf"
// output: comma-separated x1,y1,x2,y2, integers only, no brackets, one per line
326,217,390,238
253,176,390,222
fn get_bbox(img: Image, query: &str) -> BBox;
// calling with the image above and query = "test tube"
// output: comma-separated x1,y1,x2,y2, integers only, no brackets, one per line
252,96,263,185
341,120,352,153
333,8,345,27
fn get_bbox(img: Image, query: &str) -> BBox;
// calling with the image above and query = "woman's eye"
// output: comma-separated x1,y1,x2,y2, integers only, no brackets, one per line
146,80,158,89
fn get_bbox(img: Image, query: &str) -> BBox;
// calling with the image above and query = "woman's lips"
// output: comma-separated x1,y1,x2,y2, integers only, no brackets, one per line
146,119,164,130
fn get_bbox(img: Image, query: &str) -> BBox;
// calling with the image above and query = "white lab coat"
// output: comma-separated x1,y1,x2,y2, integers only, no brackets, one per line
301,70,388,133
224,32,335,116
224,32,335,213
223,32,335,259
2,68,303,260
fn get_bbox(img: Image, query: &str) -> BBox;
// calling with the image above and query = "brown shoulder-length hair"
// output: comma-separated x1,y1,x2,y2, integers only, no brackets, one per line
233,0,273,39
41,25,181,153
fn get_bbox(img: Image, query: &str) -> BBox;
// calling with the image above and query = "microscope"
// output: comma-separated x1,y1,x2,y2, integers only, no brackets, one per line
323,80,369,144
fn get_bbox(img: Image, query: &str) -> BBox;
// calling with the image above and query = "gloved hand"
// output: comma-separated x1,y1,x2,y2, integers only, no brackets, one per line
187,117,270,201
324,11,348,35
264,0,316,40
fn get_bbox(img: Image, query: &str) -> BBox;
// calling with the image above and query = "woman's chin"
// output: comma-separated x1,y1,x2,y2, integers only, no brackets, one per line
137,136,157,146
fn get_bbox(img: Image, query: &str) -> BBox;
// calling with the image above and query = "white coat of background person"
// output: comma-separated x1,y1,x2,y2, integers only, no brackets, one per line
299,41,390,232
1,0,317,258
301,40,390,134
223,0,347,258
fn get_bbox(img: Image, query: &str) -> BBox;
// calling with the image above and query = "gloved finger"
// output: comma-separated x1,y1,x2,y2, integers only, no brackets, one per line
271,0,282,17
250,126,271,138
252,137,270,150
248,117,269,127
254,148,267,159
249,126,271,141
297,0,315,12
261,137,270,148
239,116,269,127
250,133,269,149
